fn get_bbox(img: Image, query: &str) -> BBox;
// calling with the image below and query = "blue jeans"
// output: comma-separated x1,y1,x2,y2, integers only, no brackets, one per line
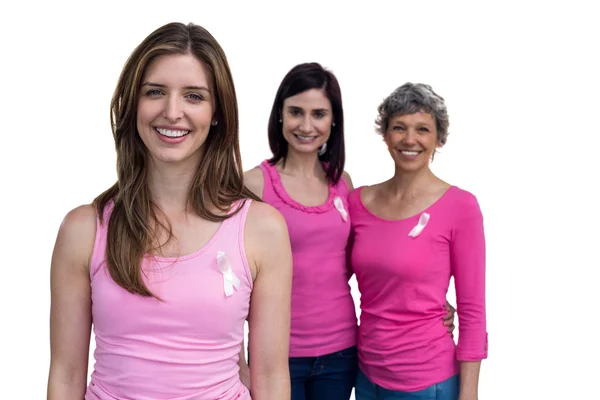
355,369,460,400
289,345,358,400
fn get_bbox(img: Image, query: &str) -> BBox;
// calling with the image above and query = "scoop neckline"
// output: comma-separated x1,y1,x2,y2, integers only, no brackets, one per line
143,201,244,262
262,160,340,214
357,185,456,223
145,219,227,263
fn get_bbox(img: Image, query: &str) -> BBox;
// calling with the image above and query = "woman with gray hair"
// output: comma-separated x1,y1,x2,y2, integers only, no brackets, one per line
347,83,488,399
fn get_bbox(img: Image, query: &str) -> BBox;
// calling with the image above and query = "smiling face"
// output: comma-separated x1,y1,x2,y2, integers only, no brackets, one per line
281,88,333,155
384,110,439,173
136,53,215,167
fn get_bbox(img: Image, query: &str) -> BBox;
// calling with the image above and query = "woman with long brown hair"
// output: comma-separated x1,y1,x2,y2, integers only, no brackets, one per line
47,22,292,400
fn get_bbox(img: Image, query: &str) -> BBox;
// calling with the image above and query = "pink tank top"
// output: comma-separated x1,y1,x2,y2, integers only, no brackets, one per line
85,199,253,400
259,160,357,357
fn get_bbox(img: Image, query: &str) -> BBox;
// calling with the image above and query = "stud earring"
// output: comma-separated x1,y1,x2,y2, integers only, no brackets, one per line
211,120,218,126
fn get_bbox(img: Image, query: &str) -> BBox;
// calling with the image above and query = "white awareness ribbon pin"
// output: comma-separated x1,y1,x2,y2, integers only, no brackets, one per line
216,251,241,297
408,212,430,238
333,196,348,222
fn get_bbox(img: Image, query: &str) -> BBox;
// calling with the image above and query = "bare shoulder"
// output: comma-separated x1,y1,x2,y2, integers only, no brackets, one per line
341,170,354,191
243,167,264,199
244,201,291,280
360,181,385,204
59,204,97,241
53,204,98,273
245,201,288,240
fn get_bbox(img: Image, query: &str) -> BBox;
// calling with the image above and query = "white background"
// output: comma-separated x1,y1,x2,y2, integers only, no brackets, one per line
1,1,598,399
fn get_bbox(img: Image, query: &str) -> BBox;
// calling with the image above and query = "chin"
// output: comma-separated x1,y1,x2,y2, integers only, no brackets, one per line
290,144,320,154
154,155,186,164
150,149,198,165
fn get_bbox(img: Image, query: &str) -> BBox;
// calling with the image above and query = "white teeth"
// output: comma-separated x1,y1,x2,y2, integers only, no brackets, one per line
401,151,420,156
295,135,317,142
156,128,189,138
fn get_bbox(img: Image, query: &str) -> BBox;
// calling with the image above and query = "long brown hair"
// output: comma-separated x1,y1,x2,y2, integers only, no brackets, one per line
93,22,258,297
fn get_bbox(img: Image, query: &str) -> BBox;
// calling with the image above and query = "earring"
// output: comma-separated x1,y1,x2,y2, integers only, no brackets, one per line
279,119,282,123
332,122,336,127
211,120,218,126
318,142,327,156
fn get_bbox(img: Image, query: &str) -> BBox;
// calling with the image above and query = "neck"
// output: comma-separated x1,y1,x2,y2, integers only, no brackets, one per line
279,147,324,180
147,156,201,214
387,166,438,197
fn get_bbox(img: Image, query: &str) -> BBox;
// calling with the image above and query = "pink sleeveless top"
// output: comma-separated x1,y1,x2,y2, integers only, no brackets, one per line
85,199,253,400
259,160,357,357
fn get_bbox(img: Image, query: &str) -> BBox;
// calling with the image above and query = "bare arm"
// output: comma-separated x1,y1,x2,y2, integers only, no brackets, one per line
459,361,481,400
243,167,265,200
238,338,250,390
238,166,265,389
244,202,292,399
47,205,97,399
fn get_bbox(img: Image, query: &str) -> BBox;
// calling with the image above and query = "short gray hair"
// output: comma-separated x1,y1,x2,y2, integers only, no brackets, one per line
375,83,449,146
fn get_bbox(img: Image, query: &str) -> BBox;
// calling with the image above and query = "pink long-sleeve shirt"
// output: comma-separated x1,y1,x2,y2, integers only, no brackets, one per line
349,185,488,392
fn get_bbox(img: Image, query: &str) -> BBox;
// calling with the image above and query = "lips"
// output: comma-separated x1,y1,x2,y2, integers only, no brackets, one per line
155,127,190,138
400,150,421,156
294,134,318,143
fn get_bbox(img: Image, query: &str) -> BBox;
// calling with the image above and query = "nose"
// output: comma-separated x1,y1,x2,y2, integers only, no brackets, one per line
298,115,312,134
402,128,417,145
162,95,184,122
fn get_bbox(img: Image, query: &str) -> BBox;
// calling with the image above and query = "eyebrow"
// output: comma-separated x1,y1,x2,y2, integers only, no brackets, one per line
287,105,330,112
141,81,211,92
390,120,432,127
